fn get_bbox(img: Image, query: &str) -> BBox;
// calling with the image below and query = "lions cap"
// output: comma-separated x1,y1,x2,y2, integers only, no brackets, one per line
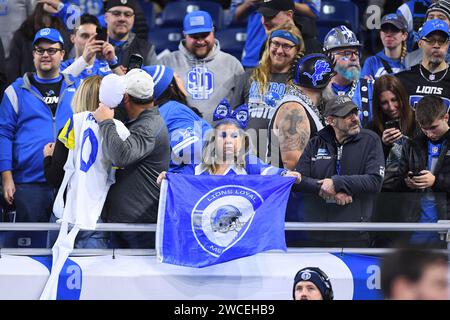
123,68,154,100
33,28,64,47
324,96,358,117
183,11,214,35
419,19,450,38
257,0,295,18
381,13,408,32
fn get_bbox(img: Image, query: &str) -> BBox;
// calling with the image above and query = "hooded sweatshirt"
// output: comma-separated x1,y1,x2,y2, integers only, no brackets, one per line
160,39,244,123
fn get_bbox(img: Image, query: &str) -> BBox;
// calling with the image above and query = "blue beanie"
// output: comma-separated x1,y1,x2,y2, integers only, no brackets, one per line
142,65,174,100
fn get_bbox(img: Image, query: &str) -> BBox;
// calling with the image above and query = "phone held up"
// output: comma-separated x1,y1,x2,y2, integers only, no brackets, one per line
96,27,108,42
408,169,424,179
385,119,400,130
127,53,144,71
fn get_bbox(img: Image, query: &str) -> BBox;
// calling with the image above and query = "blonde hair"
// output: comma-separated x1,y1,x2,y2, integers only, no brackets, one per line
201,121,253,174
71,75,102,114
251,23,305,97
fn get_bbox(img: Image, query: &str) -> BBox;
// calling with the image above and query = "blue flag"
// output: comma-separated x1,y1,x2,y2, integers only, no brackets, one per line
157,174,295,268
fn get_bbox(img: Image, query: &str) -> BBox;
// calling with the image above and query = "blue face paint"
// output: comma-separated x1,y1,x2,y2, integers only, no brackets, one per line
339,57,350,62
335,64,361,81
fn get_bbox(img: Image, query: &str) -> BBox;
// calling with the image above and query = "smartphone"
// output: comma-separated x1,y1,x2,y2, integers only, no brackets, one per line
385,119,400,130
408,170,424,178
96,27,108,42
127,53,144,71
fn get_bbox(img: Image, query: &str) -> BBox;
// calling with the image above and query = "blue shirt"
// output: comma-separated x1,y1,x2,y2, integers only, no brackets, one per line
60,58,112,80
361,51,406,79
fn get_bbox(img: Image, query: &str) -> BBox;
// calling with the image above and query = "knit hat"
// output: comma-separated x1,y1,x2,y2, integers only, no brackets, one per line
142,65,174,100
426,0,450,21
293,267,334,300
105,0,136,12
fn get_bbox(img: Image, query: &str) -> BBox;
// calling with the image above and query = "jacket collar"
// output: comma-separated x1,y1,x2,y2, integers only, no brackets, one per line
318,125,360,146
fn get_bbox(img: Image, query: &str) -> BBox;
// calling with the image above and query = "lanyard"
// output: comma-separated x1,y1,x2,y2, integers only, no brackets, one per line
336,145,343,176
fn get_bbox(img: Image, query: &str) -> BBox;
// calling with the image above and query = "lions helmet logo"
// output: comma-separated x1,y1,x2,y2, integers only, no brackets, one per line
303,60,332,87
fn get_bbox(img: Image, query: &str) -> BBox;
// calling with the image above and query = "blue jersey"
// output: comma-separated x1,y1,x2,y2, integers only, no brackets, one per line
361,51,406,79
230,0,319,68
159,100,212,172
60,58,112,80
62,0,103,15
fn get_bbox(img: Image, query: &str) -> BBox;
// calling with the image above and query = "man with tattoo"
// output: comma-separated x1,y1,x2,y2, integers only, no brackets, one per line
295,96,385,247
267,53,335,170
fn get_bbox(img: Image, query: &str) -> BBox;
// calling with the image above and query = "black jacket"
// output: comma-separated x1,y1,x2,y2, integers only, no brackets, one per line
396,131,450,222
295,126,385,244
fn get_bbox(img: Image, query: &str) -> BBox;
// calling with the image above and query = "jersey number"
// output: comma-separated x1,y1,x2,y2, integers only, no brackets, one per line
80,128,98,172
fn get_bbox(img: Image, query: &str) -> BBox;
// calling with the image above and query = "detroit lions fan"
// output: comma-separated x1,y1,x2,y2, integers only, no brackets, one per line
293,267,334,300
396,19,450,109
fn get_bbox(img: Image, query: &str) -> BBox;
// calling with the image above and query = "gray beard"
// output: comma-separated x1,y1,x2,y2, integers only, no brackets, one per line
321,85,337,104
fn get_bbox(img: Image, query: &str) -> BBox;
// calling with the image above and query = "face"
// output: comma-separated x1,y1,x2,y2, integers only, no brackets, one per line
415,263,449,300
261,10,293,33
294,281,323,300
379,90,401,119
71,23,97,53
214,123,243,163
330,109,361,139
33,41,65,74
332,48,361,81
426,10,450,26
380,25,407,49
269,37,298,72
420,114,450,141
105,6,135,38
184,32,215,59
419,31,450,66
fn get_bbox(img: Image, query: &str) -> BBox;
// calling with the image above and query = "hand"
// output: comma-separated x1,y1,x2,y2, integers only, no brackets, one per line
364,75,375,81
37,0,61,13
318,178,336,199
93,103,114,123
2,172,15,205
157,171,167,185
334,192,353,206
102,42,116,62
285,170,302,184
43,142,55,157
411,170,435,189
382,128,402,146
82,34,104,62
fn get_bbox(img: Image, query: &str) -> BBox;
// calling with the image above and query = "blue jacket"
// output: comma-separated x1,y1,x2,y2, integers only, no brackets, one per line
159,100,211,172
60,58,112,80
0,73,77,183
361,51,406,79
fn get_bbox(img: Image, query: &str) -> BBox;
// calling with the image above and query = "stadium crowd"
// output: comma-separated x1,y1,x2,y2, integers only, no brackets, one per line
1,0,450,254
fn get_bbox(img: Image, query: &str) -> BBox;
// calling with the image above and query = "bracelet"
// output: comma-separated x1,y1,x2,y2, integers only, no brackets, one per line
108,57,120,69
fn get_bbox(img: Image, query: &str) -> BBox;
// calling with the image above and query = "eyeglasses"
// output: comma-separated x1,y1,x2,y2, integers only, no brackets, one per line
270,40,296,51
421,37,449,46
33,47,63,56
107,10,134,18
334,50,360,58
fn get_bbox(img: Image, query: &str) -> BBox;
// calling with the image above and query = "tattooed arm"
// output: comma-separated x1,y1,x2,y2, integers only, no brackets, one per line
273,102,310,170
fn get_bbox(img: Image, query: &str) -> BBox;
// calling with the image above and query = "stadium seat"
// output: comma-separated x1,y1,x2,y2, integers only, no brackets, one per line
148,27,183,54
160,1,225,30
317,0,359,42
215,27,246,61
138,0,156,29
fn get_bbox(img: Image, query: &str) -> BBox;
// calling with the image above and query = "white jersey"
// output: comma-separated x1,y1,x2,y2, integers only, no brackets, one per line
53,111,130,230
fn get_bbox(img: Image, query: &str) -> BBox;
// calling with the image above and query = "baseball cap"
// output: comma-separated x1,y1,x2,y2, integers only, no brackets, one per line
123,68,154,100
105,0,136,12
380,13,408,32
426,0,450,21
324,96,358,117
183,11,214,35
32,28,64,47
142,65,174,100
257,0,295,18
419,19,450,38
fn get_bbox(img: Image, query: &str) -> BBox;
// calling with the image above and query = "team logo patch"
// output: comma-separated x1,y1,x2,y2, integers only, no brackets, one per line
301,272,311,280
191,185,263,257
303,60,331,86
40,28,51,36
187,67,214,100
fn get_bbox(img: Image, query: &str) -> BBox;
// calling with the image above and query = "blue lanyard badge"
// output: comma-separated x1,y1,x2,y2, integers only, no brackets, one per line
336,145,343,176
427,141,441,172
0,0,8,16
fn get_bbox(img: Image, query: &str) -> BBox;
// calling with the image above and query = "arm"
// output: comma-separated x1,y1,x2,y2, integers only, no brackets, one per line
43,139,68,189
295,2,320,19
234,0,261,21
332,136,385,195
273,102,310,170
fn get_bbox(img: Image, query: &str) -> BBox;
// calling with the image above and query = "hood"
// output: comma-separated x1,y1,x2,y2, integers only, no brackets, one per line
178,38,221,63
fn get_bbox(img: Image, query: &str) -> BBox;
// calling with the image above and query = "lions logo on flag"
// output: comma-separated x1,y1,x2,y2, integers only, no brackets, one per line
191,186,262,257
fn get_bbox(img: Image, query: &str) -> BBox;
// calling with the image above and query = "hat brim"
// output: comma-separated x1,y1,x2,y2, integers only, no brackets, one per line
329,104,358,117
257,7,279,18
381,21,405,31
183,27,214,35
32,37,63,47
421,28,450,39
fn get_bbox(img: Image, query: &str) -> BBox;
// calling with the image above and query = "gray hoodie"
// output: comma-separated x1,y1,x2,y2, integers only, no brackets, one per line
160,39,245,123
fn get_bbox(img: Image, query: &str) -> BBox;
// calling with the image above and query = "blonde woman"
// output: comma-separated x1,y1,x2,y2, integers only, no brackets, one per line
362,13,408,79
240,23,304,160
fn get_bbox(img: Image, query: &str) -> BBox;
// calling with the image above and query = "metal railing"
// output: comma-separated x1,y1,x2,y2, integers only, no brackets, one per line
1,221,450,256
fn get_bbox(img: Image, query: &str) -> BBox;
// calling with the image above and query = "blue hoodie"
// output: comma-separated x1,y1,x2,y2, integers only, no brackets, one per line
361,51,406,79
0,73,77,183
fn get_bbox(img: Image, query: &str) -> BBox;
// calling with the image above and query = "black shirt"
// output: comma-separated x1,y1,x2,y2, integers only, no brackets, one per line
29,74,64,116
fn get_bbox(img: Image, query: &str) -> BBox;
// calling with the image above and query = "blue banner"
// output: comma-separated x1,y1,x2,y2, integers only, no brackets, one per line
157,174,295,268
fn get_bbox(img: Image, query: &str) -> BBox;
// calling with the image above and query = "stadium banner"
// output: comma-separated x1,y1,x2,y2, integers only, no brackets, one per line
0,253,383,300
156,174,295,268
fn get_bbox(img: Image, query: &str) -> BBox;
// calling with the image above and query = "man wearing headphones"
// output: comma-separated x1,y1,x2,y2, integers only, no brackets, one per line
293,267,334,300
